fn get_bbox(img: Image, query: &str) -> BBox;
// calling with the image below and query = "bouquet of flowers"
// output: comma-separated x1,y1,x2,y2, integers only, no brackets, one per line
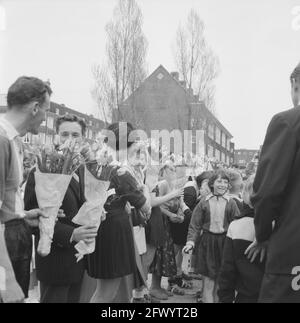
72,143,113,261
34,140,85,257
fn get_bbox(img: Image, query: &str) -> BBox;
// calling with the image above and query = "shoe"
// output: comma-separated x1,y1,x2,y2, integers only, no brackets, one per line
149,289,168,300
160,288,173,297
168,285,185,296
132,297,148,303
170,276,193,289
196,291,203,303
144,294,161,303
182,273,193,281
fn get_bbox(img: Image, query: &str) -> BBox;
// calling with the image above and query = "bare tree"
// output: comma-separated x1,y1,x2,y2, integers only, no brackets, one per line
92,0,148,123
91,64,115,124
174,9,219,116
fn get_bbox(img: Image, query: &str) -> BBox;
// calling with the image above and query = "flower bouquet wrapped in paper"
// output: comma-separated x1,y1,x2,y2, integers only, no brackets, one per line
34,140,84,257
72,165,110,261
72,142,114,261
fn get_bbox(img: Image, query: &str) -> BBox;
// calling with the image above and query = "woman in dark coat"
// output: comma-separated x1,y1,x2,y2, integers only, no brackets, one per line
86,123,151,303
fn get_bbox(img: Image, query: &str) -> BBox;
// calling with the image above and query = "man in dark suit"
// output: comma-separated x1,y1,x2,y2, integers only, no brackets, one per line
251,63,300,302
24,114,98,303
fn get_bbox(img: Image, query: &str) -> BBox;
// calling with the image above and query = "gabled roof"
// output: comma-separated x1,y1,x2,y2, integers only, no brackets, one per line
121,64,233,138
122,64,194,105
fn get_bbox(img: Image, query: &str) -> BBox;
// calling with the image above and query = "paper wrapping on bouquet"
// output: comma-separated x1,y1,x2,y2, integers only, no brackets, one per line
72,168,110,261
34,170,72,257
0,225,24,303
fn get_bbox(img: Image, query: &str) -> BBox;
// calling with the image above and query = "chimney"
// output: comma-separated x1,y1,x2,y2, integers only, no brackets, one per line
170,72,179,81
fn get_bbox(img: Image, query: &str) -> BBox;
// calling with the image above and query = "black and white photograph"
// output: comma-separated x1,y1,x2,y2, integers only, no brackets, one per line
0,0,300,306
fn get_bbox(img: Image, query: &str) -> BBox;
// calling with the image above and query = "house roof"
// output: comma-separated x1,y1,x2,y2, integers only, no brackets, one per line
121,64,233,138
122,65,195,105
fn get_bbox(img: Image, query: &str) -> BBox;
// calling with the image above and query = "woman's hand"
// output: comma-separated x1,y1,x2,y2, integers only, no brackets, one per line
169,187,184,200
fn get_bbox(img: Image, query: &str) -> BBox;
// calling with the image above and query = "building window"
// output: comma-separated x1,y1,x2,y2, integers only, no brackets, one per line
215,127,221,145
225,155,229,165
45,135,52,145
215,149,221,161
56,108,60,115
227,138,230,151
221,132,226,148
220,152,224,163
208,124,214,139
157,73,164,80
47,116,54,130
23,134,30,143
208,145,213,158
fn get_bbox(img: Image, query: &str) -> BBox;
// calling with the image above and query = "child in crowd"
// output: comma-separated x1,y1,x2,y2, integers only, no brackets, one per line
226,169,244,212
183,170,240,303
218,175,265,303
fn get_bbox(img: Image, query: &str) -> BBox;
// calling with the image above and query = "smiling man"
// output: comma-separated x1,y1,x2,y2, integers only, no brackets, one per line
0,76,51,302
24,114,98,303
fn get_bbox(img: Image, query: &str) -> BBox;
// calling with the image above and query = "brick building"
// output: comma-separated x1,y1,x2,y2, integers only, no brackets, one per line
117,65,235,165
0,95,105,144
234,149,259,168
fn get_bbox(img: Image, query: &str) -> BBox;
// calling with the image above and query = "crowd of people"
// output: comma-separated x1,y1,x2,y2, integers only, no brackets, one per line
1,61,300,303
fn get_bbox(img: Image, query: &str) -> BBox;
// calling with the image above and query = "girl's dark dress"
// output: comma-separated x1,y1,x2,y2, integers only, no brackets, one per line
148,182,177,278
86,166,147,284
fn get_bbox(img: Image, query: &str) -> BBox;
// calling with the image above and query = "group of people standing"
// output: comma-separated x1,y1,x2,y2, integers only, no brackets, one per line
1,61,300,303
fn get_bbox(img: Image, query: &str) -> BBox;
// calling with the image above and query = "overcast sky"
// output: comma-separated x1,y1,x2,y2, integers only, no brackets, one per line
0,0,299,149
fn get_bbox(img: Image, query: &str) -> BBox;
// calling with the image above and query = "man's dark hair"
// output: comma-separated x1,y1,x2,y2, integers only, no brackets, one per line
7,76,52,109
208,170,230,192
55,113,87,136
290,63,300,83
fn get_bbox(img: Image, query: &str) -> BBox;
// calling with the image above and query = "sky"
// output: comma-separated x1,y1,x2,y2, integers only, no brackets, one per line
0,0,300,149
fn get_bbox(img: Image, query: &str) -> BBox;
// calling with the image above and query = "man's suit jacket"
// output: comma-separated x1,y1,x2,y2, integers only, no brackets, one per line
252,106,300,274
24,166,85,285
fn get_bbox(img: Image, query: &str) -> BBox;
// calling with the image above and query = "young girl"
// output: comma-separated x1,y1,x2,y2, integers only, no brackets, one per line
148,161,186,300
183,170,240,303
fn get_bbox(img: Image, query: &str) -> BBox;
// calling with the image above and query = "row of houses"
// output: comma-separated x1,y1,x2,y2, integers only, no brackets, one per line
1,65,238,165
0,96,105,145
